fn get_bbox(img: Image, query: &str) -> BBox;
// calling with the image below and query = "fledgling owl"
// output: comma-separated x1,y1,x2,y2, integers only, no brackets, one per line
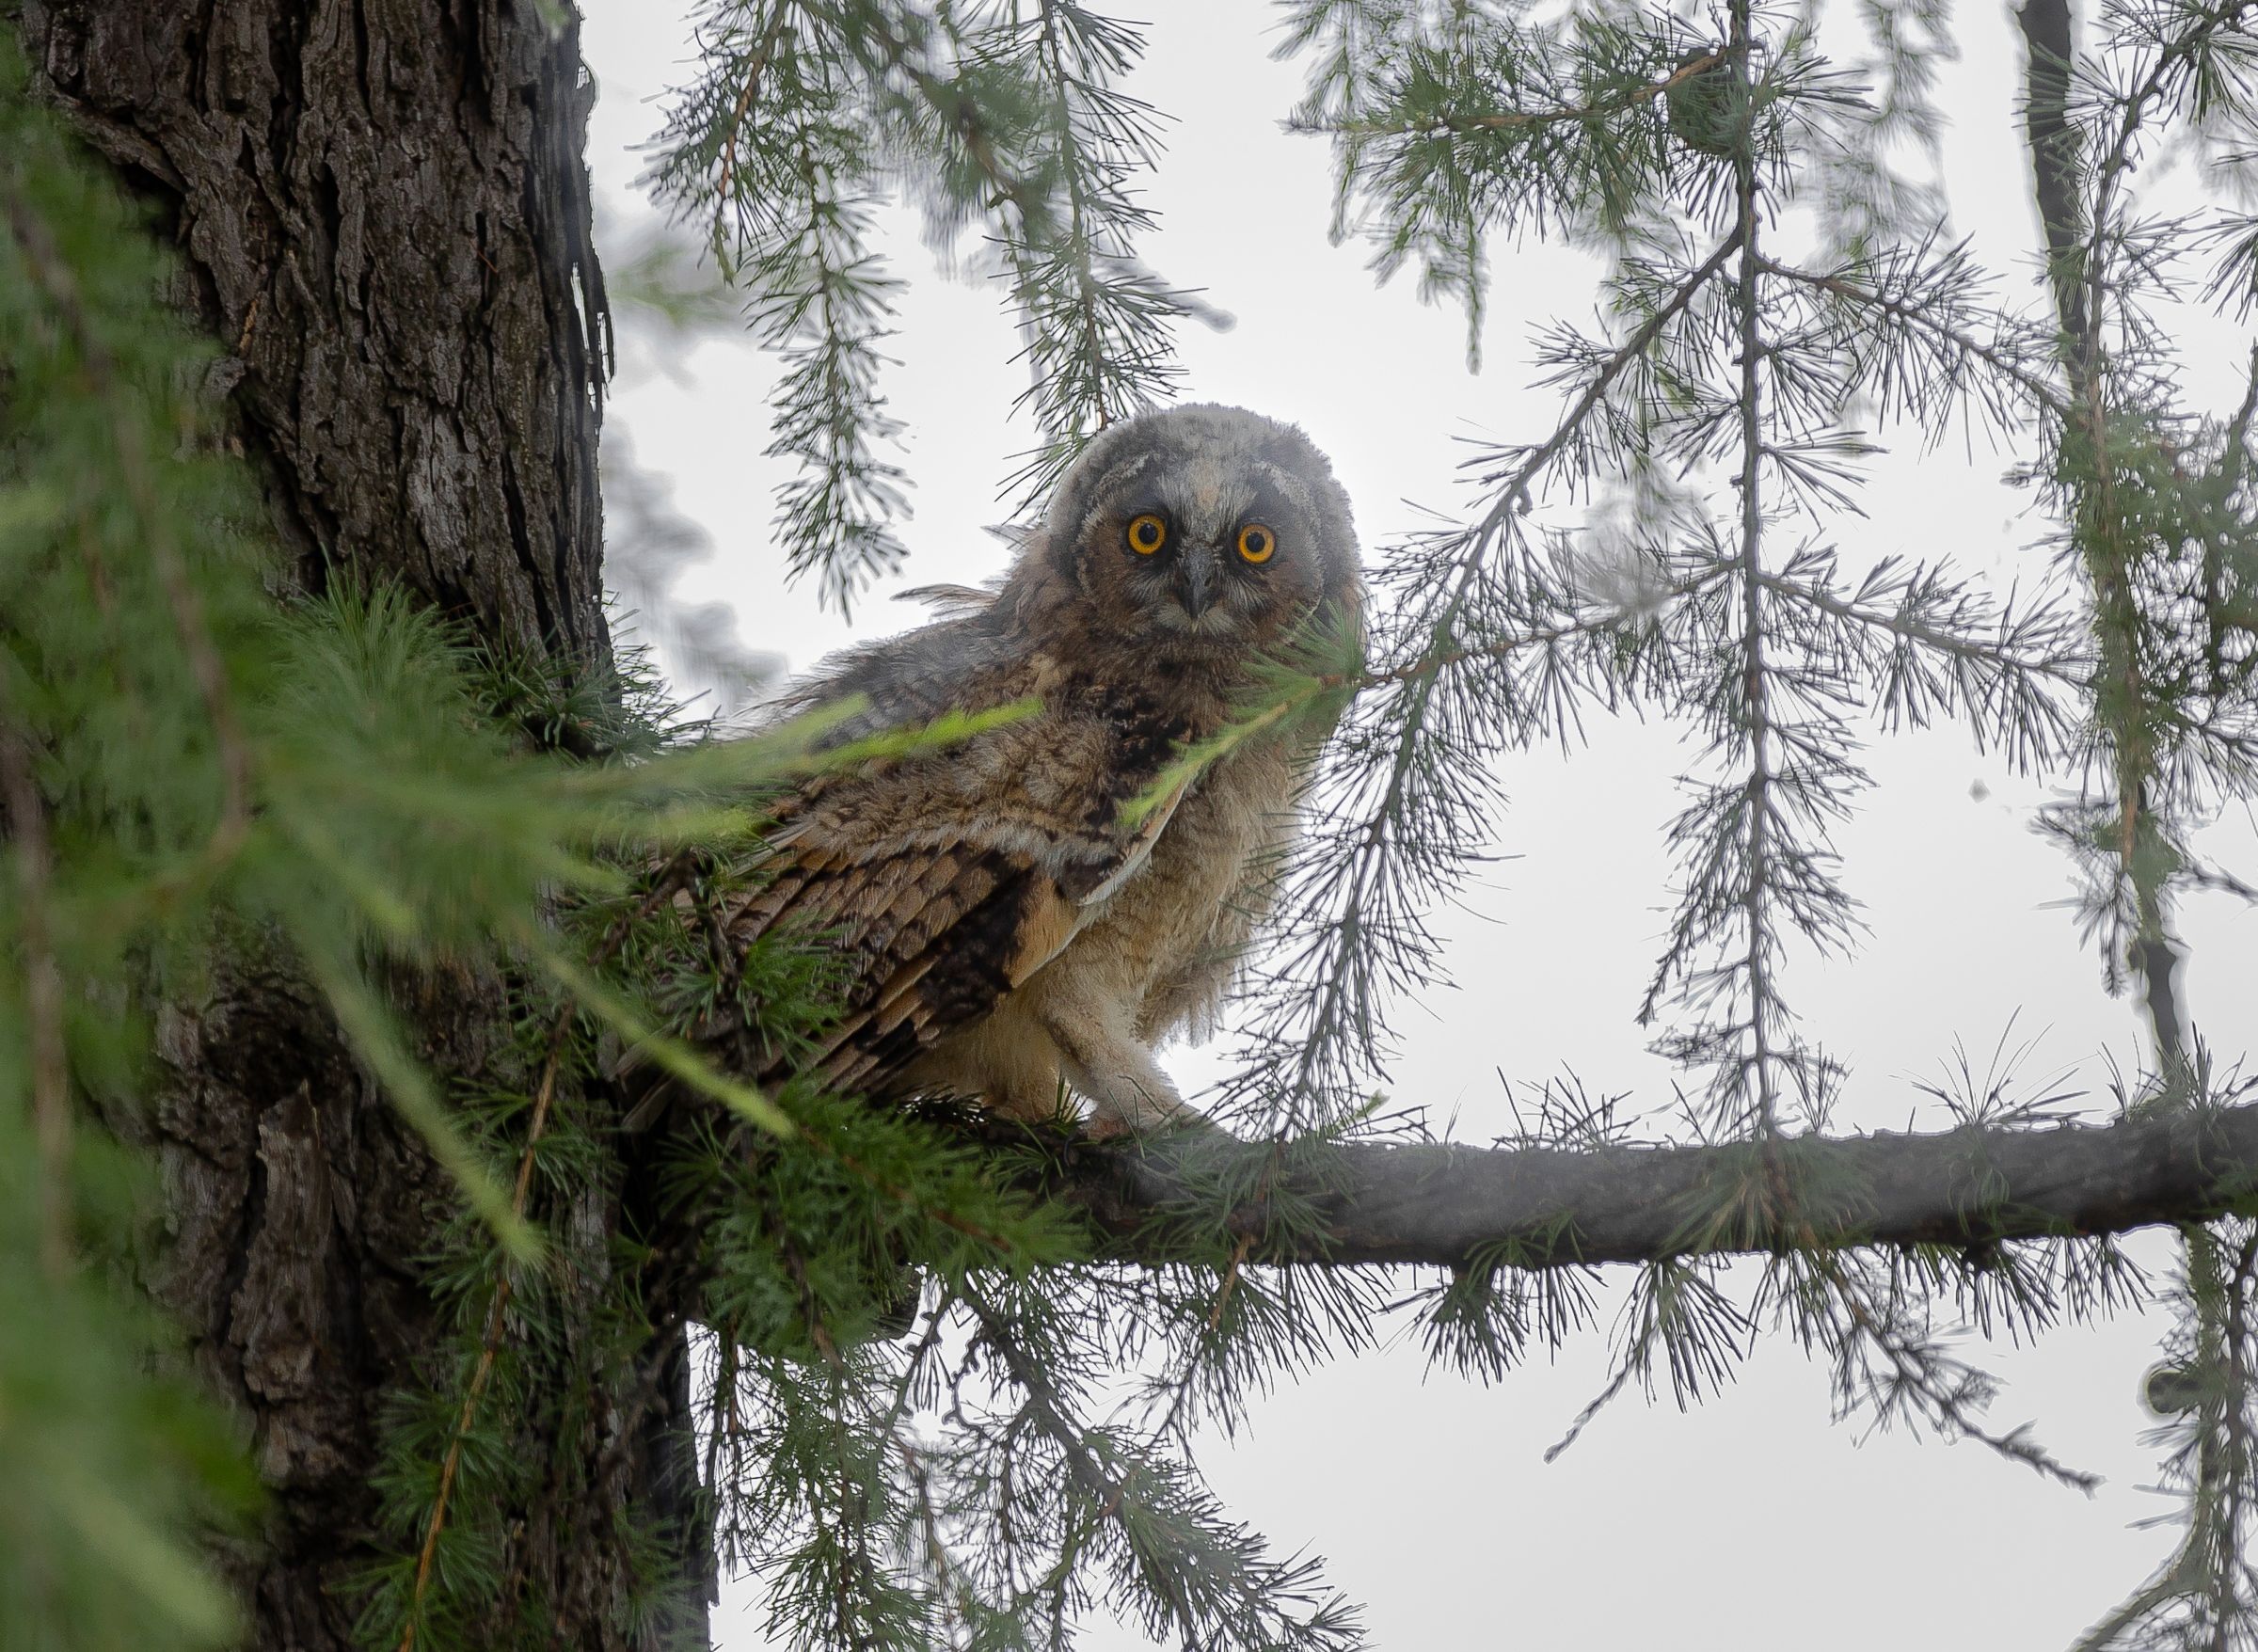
724,404,1361,1136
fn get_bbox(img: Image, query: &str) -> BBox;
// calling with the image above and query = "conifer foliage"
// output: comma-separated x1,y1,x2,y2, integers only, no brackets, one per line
5,1,2258,1650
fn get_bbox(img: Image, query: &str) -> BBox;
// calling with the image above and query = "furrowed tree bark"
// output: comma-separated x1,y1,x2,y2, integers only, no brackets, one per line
11,4,704,1647
1023,1100,2258,1268
19,0,611,663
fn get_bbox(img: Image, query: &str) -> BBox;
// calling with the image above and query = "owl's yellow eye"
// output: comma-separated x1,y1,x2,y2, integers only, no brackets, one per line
1236,523,1277,564
1126,513,1169,555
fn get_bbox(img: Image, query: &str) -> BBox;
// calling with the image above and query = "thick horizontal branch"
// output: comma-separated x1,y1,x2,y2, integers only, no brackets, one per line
994,1101,2258,1270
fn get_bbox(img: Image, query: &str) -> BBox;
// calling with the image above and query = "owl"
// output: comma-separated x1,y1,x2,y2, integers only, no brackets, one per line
719,404,1361,1136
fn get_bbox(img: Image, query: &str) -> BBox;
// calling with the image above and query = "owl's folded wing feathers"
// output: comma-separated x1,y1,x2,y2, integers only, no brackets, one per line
721,756,1185,1098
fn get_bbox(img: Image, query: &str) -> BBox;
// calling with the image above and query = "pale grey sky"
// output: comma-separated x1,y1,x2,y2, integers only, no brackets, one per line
578,2,2258,1645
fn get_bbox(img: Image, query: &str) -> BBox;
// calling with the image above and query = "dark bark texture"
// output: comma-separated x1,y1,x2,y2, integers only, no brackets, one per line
11,4,698,1648
21,0,612,664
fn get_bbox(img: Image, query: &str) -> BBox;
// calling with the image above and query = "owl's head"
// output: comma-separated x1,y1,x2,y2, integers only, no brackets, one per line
1028,404,1360,661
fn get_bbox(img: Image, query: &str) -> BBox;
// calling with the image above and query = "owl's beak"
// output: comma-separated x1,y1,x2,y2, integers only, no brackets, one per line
1173,550,1215,618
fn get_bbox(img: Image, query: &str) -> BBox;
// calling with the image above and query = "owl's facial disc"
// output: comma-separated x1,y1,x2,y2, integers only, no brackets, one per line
1101,464,1311,647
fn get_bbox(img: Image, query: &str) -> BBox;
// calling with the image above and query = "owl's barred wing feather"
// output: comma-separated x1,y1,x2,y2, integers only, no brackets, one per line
724,707,1190,1097
729,828,1080,1095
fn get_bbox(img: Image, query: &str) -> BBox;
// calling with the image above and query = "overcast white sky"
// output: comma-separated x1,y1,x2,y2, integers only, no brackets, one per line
577,2,2258,1645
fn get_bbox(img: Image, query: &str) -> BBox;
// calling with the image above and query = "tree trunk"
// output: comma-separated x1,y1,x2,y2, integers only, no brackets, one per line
19,0,611,659
11,3,700,1646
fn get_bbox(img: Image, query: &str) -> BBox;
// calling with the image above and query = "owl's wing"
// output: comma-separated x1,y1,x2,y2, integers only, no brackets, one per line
724,764,1188,1097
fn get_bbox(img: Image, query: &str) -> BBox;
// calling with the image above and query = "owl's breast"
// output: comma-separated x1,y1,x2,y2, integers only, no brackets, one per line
1040,739,1301,1012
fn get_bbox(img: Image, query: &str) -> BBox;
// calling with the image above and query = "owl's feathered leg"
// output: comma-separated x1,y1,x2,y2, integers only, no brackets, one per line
1041,1010,1198,1138
898,1001,1077,1125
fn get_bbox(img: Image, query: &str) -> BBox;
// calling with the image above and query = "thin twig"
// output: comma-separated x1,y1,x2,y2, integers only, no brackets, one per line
961,1281,1183,1621
2079,0,2258,360
1207,1234,1253,1331
1263,230,1741,1105
1340,566,1732,690
1748,566,2084,683
1727,0,1779,1133
395,1042,567,1652
1757,253,2073,415
1036,0,1114,430
713,8,792,208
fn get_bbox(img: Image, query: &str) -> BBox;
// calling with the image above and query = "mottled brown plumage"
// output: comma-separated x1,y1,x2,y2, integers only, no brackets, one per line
733,404,1361,1134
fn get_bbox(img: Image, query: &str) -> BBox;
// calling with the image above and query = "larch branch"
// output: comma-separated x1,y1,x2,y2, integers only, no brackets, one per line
989,1101,2258,1270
